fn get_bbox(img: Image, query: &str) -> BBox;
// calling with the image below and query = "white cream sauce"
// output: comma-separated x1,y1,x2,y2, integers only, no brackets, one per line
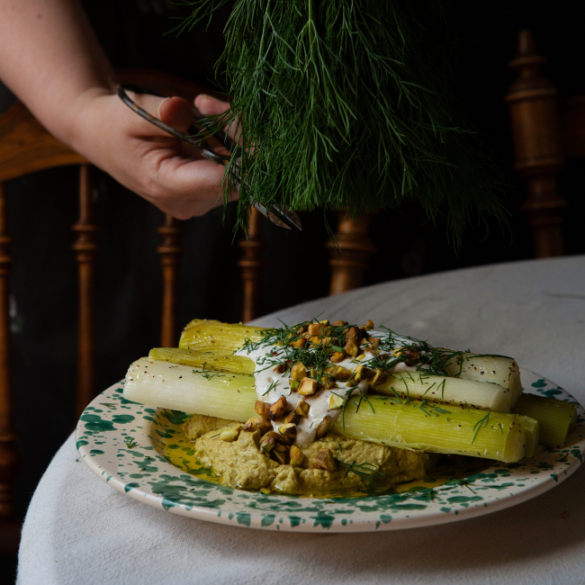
236,329,424,446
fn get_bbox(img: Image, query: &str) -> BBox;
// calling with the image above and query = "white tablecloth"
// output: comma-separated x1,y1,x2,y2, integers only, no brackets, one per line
18,257,585,584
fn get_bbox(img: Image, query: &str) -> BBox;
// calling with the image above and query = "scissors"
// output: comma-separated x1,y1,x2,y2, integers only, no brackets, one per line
116,84,302,231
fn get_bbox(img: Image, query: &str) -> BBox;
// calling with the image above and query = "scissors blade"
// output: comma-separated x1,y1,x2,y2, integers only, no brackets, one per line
251,200,302,231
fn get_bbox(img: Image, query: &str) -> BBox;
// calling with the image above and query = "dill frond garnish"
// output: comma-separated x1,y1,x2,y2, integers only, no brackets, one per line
334,459,385,486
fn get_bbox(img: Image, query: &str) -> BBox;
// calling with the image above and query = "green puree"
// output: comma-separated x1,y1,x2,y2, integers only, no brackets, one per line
152,409,491,499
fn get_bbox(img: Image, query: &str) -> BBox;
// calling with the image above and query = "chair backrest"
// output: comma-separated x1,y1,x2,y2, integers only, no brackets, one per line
506,30,585,258
0,69,376,545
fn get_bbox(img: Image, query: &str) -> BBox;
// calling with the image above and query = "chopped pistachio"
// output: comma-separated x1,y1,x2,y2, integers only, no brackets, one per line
372,369,389,386
295,400,311,417
290,362,307,382
269,396,288,420
272,450,288,465
331,365,352,381
290,458,301,468
290,445,304,465
312,448,336,472
259,487,271,494
259,433,277,453
316,415,333,438
345,326,358,341
344,339,359,357
308,323,325,337
266,430,292,445
298,377,318,396
255,400,271,418
219,427,240,442
284,412,300,424
329,394,345,409
278,422,297,441
243,416,272,433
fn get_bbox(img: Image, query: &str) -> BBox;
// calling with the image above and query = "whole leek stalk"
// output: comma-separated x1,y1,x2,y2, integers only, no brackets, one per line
124,358,535,463
444,353,523,406
376,372,511,413
179,320,266,353
512,393,578,449
150,347,255,376
157,346,511,412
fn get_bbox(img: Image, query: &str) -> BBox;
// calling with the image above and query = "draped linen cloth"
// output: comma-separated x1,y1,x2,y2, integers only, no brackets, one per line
18,256,585,585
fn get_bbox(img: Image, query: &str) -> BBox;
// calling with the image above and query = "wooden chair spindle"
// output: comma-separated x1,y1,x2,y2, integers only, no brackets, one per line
506,30,567,258
326,211,376,295
238,207,264,323
157,214,183,346
71,164,99,417
0,183,18,523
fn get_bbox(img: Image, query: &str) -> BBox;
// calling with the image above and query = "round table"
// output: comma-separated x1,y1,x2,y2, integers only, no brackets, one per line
17,256,585,585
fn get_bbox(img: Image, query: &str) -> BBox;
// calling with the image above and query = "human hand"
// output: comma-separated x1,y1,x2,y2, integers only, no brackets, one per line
67,88,238,219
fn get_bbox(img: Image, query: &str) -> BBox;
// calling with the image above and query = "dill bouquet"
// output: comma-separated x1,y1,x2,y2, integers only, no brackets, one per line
179,0,507,246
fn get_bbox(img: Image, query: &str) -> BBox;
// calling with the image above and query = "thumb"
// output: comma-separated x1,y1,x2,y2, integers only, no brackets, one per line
195,94,241,145
129,93,193,136
157,96,193,133
195,94,231,117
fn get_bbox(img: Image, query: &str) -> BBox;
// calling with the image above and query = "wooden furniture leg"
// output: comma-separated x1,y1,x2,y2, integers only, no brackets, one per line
157,215,183,346
238,207,264,323
0,183,18,526
506,30,567,258
72,165,99,417
326,211,376,295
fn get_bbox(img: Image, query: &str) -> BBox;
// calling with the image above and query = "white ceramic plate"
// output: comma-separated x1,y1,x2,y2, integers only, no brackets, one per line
76,368,585,532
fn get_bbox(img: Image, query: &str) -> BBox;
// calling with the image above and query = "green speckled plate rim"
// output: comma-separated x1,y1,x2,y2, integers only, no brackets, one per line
76,368,585,533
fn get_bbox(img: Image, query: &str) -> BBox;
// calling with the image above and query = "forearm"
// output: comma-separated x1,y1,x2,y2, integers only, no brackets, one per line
0,0,113,146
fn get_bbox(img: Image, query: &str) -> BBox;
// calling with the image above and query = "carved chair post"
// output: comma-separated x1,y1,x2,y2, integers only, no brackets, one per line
72,164,99,417
238,207,264,323
506,30,567,258
326,211,376,295
0,183,18,522
157,214,183,346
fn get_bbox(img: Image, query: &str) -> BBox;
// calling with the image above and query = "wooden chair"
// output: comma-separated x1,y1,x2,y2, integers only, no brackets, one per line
506,29,585,258
0,69,375,550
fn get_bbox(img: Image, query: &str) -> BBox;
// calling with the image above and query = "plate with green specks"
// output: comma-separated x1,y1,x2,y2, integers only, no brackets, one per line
76,369,585,532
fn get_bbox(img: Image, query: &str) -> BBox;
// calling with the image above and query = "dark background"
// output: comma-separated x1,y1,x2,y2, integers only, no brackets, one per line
1,0,585,578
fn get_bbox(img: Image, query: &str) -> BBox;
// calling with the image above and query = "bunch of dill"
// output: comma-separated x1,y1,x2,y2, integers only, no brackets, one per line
177,0,508,248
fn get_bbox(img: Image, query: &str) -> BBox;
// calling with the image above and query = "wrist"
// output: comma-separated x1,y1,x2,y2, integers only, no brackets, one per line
56,84,112,153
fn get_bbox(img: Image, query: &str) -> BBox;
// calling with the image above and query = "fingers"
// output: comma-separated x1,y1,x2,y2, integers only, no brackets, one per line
195,94,230,116
195,93,243,146
126,92,193,137
152,157,239,219
158,96,192,133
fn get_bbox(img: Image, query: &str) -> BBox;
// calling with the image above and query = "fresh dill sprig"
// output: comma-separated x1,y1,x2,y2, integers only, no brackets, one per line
471,411,491,444
124,437,137,449
334,459,385,486
176,0,508,248
262,379,279,396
